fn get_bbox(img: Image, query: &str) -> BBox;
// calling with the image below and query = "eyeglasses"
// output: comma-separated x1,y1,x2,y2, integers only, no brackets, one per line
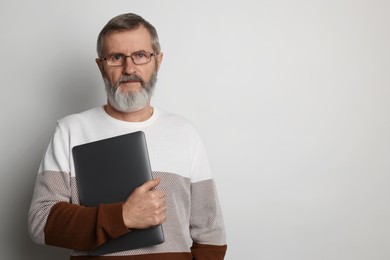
101,51,157,66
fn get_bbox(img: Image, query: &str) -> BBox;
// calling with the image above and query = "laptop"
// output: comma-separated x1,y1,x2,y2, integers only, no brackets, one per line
72,131,164,255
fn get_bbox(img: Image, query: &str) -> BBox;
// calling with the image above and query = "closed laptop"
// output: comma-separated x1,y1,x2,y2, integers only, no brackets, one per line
72,131,164,255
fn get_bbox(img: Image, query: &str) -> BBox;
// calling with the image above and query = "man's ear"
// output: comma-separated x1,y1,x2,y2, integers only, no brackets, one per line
95,58,104,74
156,52,163,71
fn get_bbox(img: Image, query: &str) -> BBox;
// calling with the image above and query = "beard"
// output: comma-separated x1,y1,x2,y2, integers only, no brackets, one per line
103,71,157,113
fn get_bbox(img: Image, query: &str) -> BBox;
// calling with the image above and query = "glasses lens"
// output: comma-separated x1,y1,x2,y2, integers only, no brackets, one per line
131,52,151,65
106,54,125,66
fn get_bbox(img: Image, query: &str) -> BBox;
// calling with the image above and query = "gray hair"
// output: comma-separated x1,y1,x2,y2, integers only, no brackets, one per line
97,13,161,58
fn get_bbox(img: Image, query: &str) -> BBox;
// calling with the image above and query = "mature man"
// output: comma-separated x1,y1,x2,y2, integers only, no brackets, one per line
28,13,227,259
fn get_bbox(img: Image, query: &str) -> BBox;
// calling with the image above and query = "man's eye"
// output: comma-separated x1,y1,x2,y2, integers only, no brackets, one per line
113,54,124,61
134,52,147,59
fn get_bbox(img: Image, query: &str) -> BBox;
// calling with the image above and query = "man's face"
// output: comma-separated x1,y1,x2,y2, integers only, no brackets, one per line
96,26,163,112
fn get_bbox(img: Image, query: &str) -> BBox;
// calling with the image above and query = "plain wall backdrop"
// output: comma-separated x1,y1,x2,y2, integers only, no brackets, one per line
1,0,389,259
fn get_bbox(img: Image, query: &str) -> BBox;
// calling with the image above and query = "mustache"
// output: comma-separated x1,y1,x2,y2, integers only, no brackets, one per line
119,74,144,85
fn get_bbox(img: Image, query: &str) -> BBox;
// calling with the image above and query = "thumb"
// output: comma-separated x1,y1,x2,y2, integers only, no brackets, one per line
139,178,161,192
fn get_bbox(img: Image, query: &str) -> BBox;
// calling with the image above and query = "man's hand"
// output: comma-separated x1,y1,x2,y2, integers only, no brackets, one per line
122,178,167,229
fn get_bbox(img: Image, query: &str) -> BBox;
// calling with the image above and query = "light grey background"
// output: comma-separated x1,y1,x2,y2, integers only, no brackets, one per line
1,0,389,259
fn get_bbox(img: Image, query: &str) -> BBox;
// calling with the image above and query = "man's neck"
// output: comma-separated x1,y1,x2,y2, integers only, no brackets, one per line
104,103,154,122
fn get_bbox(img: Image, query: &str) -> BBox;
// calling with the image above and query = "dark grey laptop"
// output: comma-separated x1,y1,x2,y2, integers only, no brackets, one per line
72,131,164,255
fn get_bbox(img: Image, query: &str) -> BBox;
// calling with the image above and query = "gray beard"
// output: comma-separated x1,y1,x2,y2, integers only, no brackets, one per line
104,72,157,113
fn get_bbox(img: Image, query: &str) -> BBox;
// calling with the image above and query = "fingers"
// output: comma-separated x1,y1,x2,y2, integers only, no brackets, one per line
138,178,161,192
151,189,165,199
122,178,167,229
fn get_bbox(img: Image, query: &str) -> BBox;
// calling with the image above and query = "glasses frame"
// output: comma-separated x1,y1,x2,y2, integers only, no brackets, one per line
100,51,157,67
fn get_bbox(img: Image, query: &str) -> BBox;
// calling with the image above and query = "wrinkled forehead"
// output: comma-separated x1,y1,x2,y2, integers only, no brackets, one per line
101,27,154,56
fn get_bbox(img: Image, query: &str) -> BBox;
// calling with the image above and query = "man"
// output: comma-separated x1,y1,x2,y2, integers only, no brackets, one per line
28,13,227,259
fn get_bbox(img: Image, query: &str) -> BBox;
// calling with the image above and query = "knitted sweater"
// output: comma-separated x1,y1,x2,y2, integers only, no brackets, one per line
28,106,227,259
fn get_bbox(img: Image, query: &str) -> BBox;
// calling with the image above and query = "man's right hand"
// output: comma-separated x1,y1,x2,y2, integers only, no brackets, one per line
122,178,167,229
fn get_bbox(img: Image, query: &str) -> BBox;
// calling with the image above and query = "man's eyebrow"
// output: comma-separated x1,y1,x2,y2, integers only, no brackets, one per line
105,51,124,56
132,49,152,53
106,49,150,55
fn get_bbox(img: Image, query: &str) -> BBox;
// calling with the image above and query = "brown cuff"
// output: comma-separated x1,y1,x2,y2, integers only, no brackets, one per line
191,242,227,260
102,202,129,238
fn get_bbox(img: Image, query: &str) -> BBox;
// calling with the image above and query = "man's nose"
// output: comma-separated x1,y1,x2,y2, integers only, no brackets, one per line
123,56,137,74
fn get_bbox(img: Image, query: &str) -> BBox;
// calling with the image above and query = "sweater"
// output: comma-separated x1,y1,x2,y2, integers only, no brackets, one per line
28,106,227,259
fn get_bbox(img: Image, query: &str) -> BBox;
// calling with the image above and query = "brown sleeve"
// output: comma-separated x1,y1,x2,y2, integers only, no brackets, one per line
44,201,129,251
191,242,227,260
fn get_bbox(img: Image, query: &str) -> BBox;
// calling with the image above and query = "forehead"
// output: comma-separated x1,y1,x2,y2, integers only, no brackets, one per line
102,26,153,55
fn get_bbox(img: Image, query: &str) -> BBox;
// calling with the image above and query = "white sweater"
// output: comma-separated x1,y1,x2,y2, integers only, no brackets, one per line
29,106,226,258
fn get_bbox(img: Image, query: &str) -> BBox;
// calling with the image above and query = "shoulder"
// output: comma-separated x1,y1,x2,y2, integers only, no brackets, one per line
156,108,198,131
57,107,102,129
153,108,204,147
